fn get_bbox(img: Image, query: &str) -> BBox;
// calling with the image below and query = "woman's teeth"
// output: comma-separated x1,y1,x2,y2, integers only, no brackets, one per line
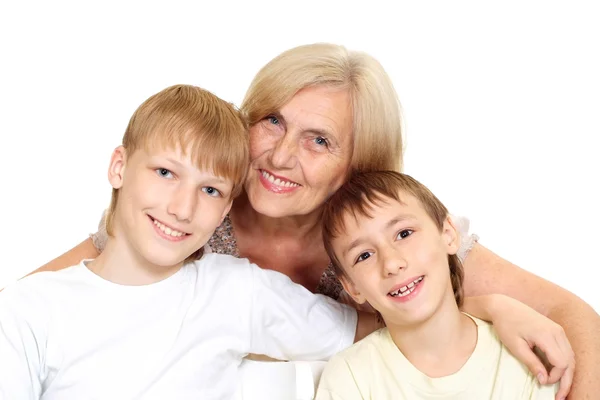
261,170,299,188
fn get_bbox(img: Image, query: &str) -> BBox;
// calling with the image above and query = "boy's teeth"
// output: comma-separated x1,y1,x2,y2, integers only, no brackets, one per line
389,276,424,297
261,170,299,188
153,219,185,237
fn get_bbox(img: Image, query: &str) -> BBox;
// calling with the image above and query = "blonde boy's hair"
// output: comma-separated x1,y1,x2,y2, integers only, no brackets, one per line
106,85,249,244
241,43,404,173
322,171,464,307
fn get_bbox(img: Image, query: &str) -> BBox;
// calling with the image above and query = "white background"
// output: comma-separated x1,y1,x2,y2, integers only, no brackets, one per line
0,1,598,311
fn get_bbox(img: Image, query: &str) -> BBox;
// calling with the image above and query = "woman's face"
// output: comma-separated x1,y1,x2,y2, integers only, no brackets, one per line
244,85,354,218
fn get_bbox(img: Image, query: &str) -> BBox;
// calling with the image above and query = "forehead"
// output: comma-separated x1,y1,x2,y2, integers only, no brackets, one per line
280,85,353,138
338,193,427,237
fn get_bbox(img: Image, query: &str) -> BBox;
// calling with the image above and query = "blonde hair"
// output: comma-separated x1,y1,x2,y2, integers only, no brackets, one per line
322,171,464,307
241,43,404,172
106,84,249,238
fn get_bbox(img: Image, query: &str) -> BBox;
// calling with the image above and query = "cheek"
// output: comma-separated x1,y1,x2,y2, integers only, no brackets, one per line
314,158,351,192
248,125,272,161
414,240,449,272
201,201,228,225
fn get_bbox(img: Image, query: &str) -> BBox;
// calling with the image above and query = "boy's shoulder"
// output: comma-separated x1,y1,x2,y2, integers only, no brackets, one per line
318,328,389,396
190,253,255,286
193,253,253,277
329,327,390,366
1,263,87,297
0,263,87,316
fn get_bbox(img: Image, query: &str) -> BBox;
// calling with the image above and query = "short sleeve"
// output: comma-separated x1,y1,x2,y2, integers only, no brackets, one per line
89,210,108,252
450,215,479,262
248,265,357,362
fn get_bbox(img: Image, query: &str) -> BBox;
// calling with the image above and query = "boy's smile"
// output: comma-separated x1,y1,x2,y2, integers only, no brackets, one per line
333,192,460,327
387,275,425,303
149,215,191,241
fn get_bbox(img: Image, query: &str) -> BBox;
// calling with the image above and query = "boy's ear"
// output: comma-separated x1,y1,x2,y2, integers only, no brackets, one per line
108,146,127,190
441,216,460,255
340,274,367,305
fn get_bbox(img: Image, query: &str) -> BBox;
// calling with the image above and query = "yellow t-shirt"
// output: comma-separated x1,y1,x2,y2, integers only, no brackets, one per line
316,316,557,400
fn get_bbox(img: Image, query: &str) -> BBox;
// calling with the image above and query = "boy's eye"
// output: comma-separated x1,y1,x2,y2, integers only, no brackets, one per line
355,251,373,264
314,136,329,147
156,168,173,179
396,229,414,240
202,187,221,197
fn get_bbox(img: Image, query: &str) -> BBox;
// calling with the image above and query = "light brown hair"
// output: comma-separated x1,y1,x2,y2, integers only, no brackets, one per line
106,84,249,239
322,171,464,306
241,43,404,173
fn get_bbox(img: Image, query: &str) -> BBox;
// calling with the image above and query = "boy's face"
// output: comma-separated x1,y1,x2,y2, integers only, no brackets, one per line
108,145,233,270
333,193,460,327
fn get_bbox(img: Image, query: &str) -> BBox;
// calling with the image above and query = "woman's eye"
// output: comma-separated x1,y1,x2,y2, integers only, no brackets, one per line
202,187,221,197
396,229,414,240
314,136,329,147
355,251,373,264
267,115,280,125
156,168,173,179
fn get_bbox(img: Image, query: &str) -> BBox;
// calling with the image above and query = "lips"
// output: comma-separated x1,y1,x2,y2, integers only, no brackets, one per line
148,215,190,242
257,169,301,194
260,170,300,188
388,276,424,298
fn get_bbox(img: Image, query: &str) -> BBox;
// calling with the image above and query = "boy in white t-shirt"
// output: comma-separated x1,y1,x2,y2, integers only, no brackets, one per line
315,171,558,400
0,85,375,399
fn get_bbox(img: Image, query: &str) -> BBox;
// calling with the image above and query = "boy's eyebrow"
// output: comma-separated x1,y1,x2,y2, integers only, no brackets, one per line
385,214,418,229
163,157,228,184
344,237,367,260
343,214,419,260
203,176,229,185
165,157,185,168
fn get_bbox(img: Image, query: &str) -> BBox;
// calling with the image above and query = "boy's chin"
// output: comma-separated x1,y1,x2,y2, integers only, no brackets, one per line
381,304,437,328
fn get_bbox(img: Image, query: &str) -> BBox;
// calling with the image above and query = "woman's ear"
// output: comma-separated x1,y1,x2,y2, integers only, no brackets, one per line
340,274,367,305
108,146,127,189
442,216,460,255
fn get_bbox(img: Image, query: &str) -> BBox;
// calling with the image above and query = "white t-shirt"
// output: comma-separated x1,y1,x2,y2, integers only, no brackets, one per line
316,315,557,400
0,254,357,400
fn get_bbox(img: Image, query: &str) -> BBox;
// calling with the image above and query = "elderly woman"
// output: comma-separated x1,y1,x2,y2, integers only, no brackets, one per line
38,43,597,398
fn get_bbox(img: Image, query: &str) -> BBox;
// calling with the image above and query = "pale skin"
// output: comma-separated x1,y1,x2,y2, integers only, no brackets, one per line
32,85,598,398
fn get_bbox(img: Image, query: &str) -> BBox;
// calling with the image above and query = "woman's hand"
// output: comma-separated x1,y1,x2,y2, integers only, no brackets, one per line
474,294,575,400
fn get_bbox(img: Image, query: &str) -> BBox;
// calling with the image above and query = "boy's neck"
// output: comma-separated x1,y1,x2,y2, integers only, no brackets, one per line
386,291,477,378
87,236,184,286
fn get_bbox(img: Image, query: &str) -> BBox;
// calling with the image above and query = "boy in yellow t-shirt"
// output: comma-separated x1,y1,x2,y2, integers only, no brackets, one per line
316,171,558,400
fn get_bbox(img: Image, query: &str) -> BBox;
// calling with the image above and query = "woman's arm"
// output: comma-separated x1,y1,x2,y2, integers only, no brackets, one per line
31,238,99,275
464,243,600,400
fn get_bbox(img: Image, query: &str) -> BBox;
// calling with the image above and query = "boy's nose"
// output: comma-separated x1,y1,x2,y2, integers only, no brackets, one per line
167,186,198,222
381,246,407,276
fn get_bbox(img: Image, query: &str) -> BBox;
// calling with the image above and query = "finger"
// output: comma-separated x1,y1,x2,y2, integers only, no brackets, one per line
553,362,574,400
512,341,548,383
555,332,576,369
547,364,566,384
532,338,570,383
